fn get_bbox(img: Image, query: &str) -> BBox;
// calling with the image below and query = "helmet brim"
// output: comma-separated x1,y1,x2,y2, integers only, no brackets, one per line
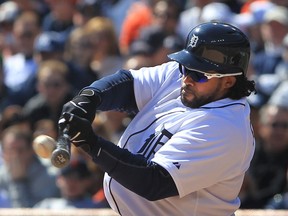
168,49,223,72
168,49,243,74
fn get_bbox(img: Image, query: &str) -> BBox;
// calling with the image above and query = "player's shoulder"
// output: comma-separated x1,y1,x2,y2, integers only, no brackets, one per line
159,61,179,71
184,98,249,124
201,98,247,112
130,60,178,73
155,61,179,76
129,61,179,80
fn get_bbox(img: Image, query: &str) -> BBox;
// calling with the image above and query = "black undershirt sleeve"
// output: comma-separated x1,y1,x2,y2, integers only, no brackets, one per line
88,137,179,201
80,69,179,200
83,69,138,114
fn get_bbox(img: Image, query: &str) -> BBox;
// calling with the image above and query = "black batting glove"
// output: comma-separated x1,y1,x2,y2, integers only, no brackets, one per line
61,89,100,124
60,112,100,156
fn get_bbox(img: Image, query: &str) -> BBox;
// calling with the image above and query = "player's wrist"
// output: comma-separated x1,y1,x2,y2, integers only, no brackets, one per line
79,135,101,158
79,89,101,104
61,89,100,123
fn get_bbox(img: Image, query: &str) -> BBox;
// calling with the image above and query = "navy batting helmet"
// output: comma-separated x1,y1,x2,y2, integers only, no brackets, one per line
168,21,250,75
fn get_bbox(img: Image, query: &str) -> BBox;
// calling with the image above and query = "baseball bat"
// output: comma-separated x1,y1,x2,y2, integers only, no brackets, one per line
50,130,71,168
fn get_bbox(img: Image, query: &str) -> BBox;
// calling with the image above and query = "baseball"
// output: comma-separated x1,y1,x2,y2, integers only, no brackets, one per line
33,135,56,158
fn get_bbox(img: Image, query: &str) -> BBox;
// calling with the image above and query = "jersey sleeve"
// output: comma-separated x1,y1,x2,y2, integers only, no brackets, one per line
129,62,179,111
151,112,254,198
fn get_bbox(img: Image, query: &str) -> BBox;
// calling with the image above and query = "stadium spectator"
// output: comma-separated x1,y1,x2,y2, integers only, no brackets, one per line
12,0,50,21
274,33,288,81
0,126,59,207
265,167,288,209
33,158,108,209
0,105,30,134
101,0,137,37
0,1,20,58
73,0,103,27
176,0,216,40
42,0,76,36
236,1,275,55
119,0,155,56
251,5,288,76
82,17,124,78
3,10,41,106
129,25,184,66
200,2,236,24
64,27,99,91
245,87,288,208
21,59,76,129
151,0,183,36
33,31,66,63
119,0,183,56
0,55,16,113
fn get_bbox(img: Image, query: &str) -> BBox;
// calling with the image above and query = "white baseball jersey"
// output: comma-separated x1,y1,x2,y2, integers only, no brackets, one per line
103,61,255,216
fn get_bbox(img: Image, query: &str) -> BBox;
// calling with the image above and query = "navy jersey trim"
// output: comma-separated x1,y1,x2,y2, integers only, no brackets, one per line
201,102,245,109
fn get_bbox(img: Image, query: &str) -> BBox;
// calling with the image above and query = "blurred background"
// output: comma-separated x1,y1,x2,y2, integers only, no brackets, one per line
0,0,288,212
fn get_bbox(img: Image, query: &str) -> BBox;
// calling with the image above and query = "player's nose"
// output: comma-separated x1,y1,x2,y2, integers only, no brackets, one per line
183,75,196,86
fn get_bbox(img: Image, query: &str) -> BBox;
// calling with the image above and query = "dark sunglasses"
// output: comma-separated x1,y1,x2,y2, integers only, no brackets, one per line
179,65,242,83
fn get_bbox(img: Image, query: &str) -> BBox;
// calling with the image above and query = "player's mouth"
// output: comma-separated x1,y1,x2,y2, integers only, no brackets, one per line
181,85,194,95
181,86,196,102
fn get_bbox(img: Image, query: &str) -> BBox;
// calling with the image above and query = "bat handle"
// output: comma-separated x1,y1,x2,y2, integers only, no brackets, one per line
51,130,71,168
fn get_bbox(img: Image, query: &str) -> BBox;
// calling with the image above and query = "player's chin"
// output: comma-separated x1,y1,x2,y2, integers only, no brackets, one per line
181,90,203,108
181,94,195,108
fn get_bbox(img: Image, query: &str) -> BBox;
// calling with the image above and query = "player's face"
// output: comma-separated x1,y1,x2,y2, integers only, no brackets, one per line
180,73,230,108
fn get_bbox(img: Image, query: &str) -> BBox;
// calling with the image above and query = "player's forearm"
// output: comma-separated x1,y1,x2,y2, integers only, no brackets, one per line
89,137,179,201
82,69,138,114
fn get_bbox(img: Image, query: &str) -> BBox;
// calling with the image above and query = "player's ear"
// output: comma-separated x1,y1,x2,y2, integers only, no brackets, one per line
223,76,236,89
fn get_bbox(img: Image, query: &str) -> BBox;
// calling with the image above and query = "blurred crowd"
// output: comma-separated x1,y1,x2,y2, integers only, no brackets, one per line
0,0,287,210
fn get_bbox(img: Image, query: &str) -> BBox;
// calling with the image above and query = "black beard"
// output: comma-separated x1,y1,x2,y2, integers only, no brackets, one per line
180,84,222,108
181,91,213,108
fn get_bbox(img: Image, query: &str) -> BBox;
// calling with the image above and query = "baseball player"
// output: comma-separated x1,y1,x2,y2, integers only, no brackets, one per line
59,21,256,215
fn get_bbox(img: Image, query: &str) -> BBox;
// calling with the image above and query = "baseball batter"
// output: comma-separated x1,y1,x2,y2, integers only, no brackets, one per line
59,22,256,215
